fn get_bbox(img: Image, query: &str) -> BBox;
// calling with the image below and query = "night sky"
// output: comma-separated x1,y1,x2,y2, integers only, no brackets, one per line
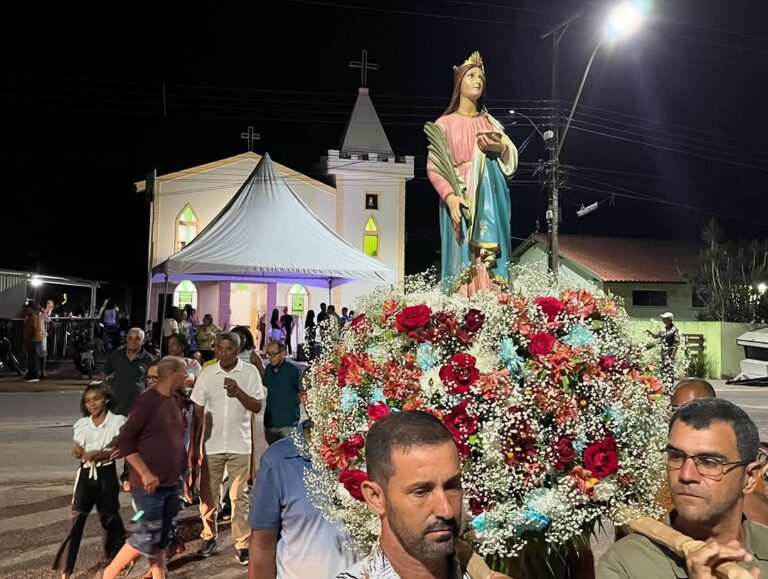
2,1,767,320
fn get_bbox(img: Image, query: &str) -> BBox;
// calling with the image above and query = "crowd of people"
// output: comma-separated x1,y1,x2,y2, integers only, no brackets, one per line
42,297,768,579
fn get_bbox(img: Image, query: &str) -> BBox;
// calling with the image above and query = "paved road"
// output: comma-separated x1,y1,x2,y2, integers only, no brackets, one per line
0,380,268,579
1,379,766,577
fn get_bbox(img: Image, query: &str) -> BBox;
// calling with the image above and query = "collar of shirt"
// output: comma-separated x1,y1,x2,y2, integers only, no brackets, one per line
284,420,312,462
213,358,244,374
356,542,467,579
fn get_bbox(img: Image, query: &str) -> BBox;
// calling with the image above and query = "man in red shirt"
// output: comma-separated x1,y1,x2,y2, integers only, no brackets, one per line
99,357,188,579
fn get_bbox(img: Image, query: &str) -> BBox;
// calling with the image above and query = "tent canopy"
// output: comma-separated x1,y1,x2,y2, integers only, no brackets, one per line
152,154,392,288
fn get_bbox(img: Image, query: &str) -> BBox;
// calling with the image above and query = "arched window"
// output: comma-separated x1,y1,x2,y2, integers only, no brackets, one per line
176,205,199,251
363,216,379,258
174,280,198,309
287,284,309,316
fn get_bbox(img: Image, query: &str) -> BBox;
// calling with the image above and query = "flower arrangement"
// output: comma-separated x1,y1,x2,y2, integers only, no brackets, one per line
304,268,668,557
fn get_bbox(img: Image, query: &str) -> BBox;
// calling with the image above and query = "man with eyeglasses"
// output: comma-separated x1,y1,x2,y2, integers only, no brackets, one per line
599,398,768,577
261,341,302,445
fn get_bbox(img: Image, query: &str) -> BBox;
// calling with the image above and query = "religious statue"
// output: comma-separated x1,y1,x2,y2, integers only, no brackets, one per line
425,51,518,296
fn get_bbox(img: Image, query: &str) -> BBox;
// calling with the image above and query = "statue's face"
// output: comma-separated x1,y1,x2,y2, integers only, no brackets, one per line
459,66,485,102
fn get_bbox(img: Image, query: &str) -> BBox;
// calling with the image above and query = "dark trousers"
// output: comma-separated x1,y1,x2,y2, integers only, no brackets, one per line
53,463,126,574
25,341,41,379
285,331,292,355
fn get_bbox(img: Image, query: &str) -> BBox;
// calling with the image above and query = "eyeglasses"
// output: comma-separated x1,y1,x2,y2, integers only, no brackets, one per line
663,446,752,479
266,351,282,358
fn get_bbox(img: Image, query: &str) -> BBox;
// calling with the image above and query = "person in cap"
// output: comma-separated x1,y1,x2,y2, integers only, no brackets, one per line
647,312,680,390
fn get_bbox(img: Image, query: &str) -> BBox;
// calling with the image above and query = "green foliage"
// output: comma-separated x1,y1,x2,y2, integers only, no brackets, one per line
686,219,768,323
687,351,715,379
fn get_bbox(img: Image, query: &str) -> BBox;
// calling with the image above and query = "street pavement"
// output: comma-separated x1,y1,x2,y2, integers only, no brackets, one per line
1,371,768,577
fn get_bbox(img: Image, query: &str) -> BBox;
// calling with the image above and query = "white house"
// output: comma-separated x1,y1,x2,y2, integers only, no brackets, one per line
136,87,414,348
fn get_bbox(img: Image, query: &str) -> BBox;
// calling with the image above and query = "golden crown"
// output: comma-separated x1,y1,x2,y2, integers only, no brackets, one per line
454,51,484,72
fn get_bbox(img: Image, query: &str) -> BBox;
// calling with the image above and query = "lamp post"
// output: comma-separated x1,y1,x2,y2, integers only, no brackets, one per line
534,1,647,277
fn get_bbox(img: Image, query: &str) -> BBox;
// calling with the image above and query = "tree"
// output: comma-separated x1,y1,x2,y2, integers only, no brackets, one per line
687,220,768,323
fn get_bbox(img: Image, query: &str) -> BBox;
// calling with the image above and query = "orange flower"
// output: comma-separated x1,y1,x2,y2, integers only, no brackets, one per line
380,299,400,324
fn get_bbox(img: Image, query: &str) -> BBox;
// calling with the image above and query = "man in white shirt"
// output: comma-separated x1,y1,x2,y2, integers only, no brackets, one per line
190,331,265,567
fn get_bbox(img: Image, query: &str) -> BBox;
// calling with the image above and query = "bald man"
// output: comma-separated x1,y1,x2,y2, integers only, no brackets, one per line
670,378,716,411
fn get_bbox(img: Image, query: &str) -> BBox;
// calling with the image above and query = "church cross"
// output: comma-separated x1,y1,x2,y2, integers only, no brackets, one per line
349,49,379,87
240,126,261,151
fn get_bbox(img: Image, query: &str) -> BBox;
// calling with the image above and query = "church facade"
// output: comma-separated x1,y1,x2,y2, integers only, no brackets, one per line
138,87,414,349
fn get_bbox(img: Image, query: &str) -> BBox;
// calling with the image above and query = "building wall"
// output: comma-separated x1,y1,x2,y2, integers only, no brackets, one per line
607,282,701,321
514,247,603,291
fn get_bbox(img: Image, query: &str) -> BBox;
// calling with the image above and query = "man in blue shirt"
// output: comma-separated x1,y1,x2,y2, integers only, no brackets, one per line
247,419,362,578
262,341,301,445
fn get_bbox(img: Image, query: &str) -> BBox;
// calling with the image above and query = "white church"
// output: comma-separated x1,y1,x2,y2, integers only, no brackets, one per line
136,87,414,348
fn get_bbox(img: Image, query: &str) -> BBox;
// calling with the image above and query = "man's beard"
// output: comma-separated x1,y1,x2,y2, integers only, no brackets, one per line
386,505,459,560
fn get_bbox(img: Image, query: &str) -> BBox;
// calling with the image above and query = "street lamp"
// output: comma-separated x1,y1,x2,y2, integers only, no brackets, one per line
540,1,649,276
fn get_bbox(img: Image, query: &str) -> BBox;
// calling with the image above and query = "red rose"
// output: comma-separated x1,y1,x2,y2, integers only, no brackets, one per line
339,469,368,501
439,353,480,394
534,296,566,322
599,355,616,371
553,437,576,470
395,304,432,334
529,332,556,356
339,432,365,460
444,400,478,438
367,402,391,421
464,308,485,333
350,314,370,333
582,436,619,479
469,495,488,516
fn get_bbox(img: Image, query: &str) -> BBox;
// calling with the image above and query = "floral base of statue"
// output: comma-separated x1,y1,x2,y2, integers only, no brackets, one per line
303,267,669,574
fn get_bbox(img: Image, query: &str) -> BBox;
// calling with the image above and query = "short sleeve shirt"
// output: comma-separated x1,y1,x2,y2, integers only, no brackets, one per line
263,360,302,428
249,421,362,579
190,359,265,455
73,411,126,457
598,517,768,578
103,347,155,415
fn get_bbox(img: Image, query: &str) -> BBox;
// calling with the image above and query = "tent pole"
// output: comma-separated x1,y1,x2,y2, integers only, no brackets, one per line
328,278,332,305
162,271,170,356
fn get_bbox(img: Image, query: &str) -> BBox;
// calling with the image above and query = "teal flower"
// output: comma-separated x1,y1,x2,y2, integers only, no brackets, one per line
563,324,593,348
499,337,523,374
340,386,362,412
369,387,386,405
522,508,551,531
416,342,437,371
470,512,497,535
604,406,624,432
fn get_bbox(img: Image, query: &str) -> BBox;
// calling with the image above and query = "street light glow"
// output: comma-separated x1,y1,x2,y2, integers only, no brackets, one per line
604,1,648,42
30,277,42,287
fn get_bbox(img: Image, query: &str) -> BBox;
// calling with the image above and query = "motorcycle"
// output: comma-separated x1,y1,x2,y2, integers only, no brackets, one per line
0,337,23,376
71,328,95,379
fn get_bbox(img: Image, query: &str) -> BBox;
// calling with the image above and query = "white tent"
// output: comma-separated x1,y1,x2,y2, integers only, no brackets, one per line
151,153,392,289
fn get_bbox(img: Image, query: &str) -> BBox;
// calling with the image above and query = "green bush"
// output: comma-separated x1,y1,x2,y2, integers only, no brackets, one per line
687,351,715,379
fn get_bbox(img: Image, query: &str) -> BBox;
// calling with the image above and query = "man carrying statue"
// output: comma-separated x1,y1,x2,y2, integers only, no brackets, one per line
599,398,768,578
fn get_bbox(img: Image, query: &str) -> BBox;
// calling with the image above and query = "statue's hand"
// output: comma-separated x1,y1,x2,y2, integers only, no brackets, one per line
446,194,469,227
477,132,505,157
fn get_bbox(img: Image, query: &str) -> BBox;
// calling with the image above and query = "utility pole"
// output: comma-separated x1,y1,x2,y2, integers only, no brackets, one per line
546,29,561,277
541,12,579,278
